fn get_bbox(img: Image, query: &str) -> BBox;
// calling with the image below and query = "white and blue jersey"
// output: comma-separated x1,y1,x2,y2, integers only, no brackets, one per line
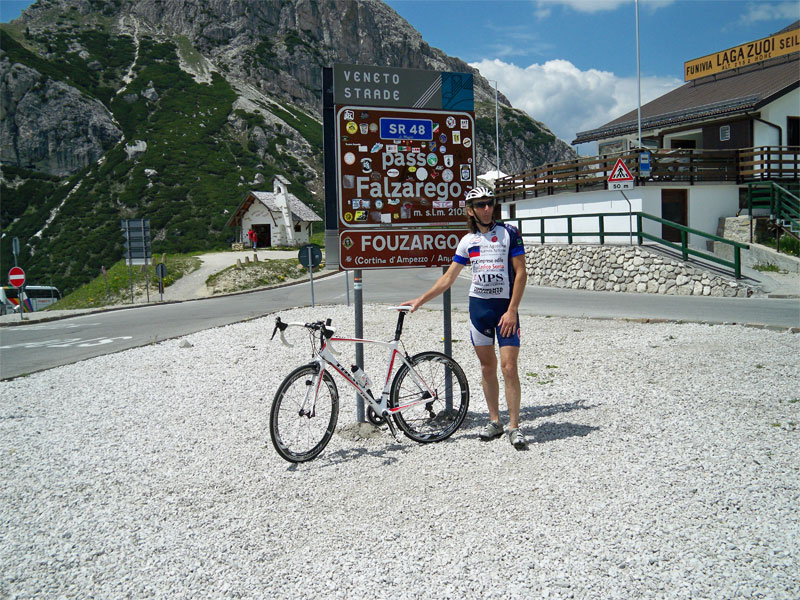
453,223,525,299
453,223,526,346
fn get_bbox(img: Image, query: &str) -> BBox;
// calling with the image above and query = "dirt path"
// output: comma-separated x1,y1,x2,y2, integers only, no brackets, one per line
162,250,298,301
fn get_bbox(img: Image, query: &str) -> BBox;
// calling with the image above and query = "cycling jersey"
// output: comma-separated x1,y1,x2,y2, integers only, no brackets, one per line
453,222,525,299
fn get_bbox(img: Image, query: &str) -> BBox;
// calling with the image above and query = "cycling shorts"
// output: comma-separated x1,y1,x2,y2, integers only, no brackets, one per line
468,297,521,347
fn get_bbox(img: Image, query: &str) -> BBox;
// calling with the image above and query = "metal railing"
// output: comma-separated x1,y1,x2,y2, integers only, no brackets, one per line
746,181,800,244
504,211,749,278
495,146,800,201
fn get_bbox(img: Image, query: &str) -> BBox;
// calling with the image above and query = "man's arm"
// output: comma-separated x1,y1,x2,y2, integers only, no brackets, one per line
498,254,527,337
402,261,464,312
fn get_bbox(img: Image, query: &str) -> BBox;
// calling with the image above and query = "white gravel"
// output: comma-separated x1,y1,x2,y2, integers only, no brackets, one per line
1,304,799,599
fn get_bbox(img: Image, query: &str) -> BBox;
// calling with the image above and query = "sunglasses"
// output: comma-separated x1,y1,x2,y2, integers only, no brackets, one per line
472,200,495,209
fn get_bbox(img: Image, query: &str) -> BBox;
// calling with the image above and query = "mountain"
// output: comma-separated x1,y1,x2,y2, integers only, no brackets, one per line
0,0,576,294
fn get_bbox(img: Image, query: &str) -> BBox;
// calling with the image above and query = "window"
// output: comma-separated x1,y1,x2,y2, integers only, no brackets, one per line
719,125,731,142
294,224,301,232
788,117,799,147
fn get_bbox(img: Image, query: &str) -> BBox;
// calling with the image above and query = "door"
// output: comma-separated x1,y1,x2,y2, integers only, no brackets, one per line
254,224,271,248
661,189,688,243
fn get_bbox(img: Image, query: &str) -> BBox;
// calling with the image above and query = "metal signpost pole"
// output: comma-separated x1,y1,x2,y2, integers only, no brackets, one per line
141,220,150,303
11,238,21,320
354,270,365,423
155,263,166,302
345,270,350,307
442,266,453,411
621,190,633,246
125,222,134,304
308,246,315,308
635,0,642,150
490,79,500,175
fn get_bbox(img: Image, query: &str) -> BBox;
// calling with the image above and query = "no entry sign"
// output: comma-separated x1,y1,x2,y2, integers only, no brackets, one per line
8,266,25,288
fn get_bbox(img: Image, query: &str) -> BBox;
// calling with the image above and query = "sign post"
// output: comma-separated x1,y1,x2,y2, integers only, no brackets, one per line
607,157,635,191
155,263,167,302
608,159,636,245
639,151,651,178
11,237,20,266
8,266,25,321
298,244,322,307
121,219,152,304
101,265,109,299
326,64,475,423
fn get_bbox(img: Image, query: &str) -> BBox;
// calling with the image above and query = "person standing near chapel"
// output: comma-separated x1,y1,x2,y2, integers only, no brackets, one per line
402,186,528,449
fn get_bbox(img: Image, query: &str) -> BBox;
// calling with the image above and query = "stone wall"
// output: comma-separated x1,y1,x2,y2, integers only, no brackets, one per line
525,245,751,297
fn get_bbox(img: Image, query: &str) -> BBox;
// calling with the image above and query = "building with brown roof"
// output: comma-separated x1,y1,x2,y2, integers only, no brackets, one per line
497,22,798,254
574,21,799,154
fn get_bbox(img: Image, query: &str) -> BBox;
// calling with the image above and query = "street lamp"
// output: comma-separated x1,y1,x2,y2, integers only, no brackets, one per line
487,79,500,178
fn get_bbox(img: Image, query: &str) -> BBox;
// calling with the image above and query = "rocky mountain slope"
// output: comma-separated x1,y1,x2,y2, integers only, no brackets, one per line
0,0,575,294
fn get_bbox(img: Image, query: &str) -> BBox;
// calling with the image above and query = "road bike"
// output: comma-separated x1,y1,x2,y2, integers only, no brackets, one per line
269,306,470,463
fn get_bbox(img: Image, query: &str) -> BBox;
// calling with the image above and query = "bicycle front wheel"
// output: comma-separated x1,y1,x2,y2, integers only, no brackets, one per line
270,364,339,463
389,351,469,443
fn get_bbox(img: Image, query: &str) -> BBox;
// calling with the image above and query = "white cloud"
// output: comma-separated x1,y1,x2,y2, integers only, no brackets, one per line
737,1,800,24
471,58,682,152
534,0,675,15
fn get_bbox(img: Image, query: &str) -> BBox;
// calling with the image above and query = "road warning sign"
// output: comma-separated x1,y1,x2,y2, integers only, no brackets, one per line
608,158,634,190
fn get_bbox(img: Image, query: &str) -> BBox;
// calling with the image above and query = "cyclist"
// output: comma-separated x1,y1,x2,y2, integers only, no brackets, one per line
402,186,528,449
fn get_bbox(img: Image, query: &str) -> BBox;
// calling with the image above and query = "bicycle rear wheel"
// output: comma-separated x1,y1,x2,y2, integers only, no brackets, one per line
270,364,339,463
389,351,469,443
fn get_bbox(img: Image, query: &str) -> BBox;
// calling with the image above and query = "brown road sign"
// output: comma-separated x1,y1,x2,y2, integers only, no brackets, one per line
339,228,467,270
336,106,475,230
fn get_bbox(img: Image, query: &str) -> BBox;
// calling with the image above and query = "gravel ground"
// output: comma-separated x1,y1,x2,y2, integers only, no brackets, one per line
1,304,798,599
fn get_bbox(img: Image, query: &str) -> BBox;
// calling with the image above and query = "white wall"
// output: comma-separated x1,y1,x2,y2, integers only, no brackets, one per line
504,184,741,248
243,203,279,246
686,185,740,246
242,203,313,246
663,128,703,148
757,89,799,146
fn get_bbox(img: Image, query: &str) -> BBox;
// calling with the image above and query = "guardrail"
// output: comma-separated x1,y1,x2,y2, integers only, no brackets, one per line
504,211,749,278
495,146,800,201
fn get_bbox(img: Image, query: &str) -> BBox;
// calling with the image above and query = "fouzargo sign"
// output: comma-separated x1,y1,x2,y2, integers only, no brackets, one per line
339,229,466,270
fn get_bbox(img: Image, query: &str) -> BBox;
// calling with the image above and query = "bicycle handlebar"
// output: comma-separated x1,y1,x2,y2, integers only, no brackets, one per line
271,317,340,354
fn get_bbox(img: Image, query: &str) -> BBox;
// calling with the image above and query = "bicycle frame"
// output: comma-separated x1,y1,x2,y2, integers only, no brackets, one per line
276,309,440,438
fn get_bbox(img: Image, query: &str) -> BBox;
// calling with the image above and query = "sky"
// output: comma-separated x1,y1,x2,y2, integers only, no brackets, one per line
384,0,799,152
2,0,798,153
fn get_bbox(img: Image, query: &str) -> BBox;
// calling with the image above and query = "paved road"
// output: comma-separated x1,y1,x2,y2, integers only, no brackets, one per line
1,268,798,380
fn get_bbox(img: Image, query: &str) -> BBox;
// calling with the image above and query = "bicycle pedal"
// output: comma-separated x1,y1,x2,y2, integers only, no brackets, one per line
382,411,399,440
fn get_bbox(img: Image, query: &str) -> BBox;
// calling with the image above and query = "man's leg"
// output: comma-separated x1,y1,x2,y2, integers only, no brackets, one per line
499,345,522,429
474,344,500,422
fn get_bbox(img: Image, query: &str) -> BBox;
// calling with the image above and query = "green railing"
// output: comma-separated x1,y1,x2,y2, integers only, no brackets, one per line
504,211,749,279
746,182,800,243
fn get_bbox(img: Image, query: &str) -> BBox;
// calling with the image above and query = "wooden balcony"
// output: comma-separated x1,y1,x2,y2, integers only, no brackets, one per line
495,146,800,202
